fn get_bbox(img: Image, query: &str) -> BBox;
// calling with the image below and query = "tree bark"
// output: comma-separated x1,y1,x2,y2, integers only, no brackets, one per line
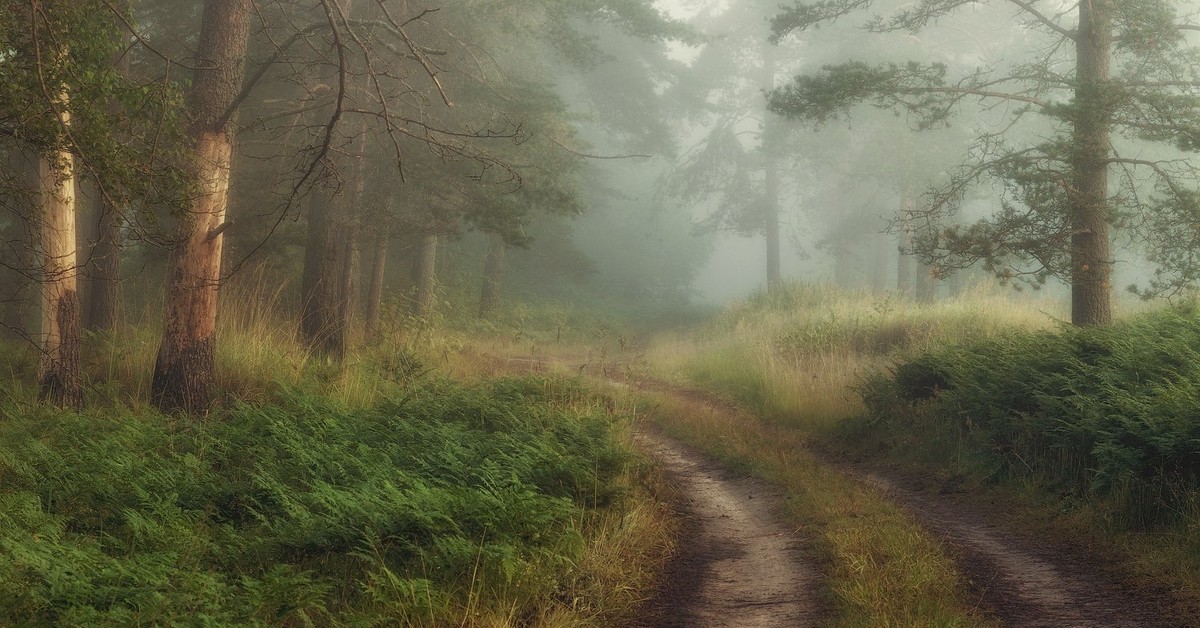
151,0,251,414
84,187,121,331
411,233,438,318
913,262,936,302
1,154,38,340
363,235,387,339
82,5,129,333
299,122,367,360
478,232,506,318
38,113,82,409
1070,0,1113,326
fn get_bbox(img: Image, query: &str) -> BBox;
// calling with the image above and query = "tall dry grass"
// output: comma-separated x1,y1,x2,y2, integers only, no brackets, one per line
646,282,1064,435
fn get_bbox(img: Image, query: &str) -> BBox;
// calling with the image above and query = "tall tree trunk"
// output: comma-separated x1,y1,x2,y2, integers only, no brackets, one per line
38,107,82,409
1,154,38,340
411,233,438,318
870,230,889,296
946,268,967,297
83,5,129,332
762,44,783,292
151,0,251,414
299,122,367,360
913,263,935,302
84,188,121,331
897,190,914,296
363,235,387,339
1070,0,1113,326
478,232,506,318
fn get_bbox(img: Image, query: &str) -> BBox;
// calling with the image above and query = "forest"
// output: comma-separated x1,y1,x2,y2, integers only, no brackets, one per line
3,0,1200,625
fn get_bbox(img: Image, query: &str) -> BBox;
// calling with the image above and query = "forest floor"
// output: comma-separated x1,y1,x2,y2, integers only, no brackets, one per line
498,354,1182,626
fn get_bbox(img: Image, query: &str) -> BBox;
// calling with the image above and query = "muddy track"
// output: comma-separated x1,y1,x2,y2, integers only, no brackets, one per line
633,430,824,627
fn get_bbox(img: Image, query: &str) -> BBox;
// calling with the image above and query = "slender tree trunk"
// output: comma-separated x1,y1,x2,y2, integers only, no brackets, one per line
870,230,889,296
946,268,967,296
84,188,121,331
478,232,506,318
1,154,38,340
411,233,438,318
897,190,914,296
1070,0,1113,326
299,122,367,360
83,6,129,332
151,0,251,414
363,235,387,339
38,108,82,409
913,262,935,302
762,44,782,292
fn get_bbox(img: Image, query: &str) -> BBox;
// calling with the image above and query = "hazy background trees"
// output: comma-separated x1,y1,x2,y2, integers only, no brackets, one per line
9,0,1200,413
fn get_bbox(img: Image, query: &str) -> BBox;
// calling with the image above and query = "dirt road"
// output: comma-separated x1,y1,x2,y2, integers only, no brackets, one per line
633,430,824,627
627,378,1183,627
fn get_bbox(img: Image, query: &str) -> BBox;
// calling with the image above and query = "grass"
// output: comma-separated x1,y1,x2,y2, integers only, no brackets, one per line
0,270,677,627
642,279,1200,619
646,282,1061,435
620,386,991,626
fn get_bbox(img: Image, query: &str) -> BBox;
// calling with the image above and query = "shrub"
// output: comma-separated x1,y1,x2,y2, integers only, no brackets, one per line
861,308,1200,528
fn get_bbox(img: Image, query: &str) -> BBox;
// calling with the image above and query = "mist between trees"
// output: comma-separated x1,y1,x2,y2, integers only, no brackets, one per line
6,0,1200,413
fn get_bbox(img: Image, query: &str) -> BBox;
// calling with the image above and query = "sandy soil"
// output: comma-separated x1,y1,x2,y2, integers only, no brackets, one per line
632,430,825,627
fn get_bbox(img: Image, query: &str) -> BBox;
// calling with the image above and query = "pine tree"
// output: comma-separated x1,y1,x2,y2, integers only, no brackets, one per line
769,0,1200,325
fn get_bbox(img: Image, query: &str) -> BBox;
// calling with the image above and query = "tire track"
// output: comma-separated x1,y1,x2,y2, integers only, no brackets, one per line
634,430,824,627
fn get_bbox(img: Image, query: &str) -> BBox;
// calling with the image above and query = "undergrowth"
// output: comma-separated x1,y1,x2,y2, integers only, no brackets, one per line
0,375,662,626
860,307,1200,534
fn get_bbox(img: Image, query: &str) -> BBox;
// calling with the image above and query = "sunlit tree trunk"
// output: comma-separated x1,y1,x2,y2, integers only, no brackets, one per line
151,0,251,414
478,232,506,318
411,232,438,318
38,106,82,409
363,235,387,339
1070,0,1113,326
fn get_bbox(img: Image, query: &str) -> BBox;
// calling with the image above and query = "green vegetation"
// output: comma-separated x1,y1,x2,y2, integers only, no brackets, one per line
0,375,666,626
647,280,1200,616
0,281,674,626
649,282,1057,434
627,389,990,626
859,307,1200,549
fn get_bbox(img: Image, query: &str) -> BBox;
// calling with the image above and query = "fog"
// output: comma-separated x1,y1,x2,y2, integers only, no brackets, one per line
6,0,1200,348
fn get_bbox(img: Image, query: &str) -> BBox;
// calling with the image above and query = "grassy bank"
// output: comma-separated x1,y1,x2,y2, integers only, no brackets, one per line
646,282,1059,435
644,281,1200,615
0,281,676,626
622,387,990,626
